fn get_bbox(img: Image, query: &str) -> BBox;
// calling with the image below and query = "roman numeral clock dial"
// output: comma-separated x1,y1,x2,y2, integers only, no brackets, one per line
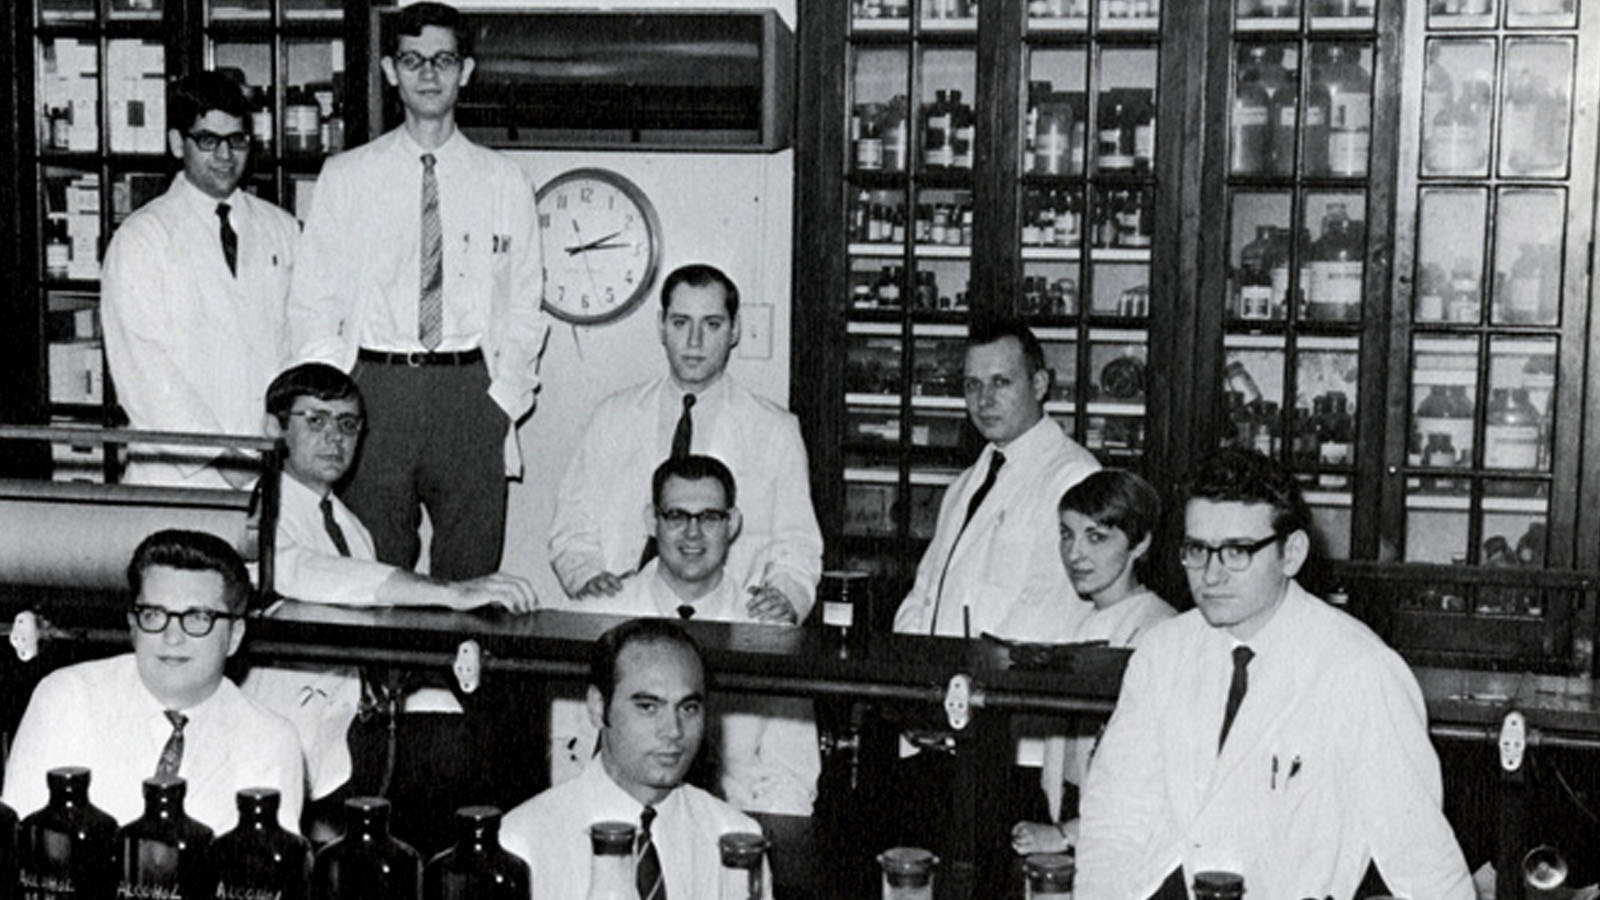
536,168,663,325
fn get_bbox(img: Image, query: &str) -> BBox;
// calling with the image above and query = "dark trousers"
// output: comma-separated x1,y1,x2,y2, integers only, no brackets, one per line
344,358,508,579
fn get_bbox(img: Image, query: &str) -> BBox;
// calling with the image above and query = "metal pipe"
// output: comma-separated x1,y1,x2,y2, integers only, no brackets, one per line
1430,722,1600,751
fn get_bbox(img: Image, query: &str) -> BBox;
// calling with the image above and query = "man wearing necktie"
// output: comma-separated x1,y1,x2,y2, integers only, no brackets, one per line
1077,449,1473,900
550,264,822,625
502,619,774,900
241,363,535,839
289,2,549,583
102,71,299,489
1,531,303,834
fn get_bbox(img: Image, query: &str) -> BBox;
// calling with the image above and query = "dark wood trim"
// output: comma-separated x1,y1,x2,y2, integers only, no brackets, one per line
970,0,1021,321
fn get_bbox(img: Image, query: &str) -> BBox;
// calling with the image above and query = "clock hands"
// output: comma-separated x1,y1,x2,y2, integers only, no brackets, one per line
570,221,605,302
565,230,627,255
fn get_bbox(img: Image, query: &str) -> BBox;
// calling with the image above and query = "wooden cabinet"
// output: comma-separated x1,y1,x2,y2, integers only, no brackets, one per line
795,0,1600,669
0,0,376,481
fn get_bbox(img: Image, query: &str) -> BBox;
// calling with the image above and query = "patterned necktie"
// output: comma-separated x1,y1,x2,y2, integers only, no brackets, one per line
216,202,237,277
636,805,666,900
155,710,187,778
321,495,351,557
670,393,697,459
1218,645,1254,752
418,153,443,350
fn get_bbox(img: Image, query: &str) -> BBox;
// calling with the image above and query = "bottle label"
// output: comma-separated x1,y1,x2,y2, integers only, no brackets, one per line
856,137,884,170
1484,425,1540,470
20,869,77,896
1239,285,1273,319
1311,260,1363,313
215,885,283,900
1330,91,1370,131
823,600,854,627
1425,124,1477,174
115,884,183,899
1134,122,1155,161
1327,130,1369,176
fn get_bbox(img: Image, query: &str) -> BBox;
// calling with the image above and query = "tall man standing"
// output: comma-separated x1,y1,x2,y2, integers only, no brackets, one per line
550,263,822,622
289,1,547,579
103,71,299,489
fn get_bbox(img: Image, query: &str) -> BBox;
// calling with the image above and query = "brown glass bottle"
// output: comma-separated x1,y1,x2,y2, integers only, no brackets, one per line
212,788,312,900
312,798,422,900
422,807,530,900
16,766,117,899
114,776,215,900
1193,869,1245,899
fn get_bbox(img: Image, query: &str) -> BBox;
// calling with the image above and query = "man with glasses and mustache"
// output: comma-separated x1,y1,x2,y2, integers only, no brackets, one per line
242,362,534,836
102,71,300,489
2,530,303,833
1076,448,1472,900
288,1,548,584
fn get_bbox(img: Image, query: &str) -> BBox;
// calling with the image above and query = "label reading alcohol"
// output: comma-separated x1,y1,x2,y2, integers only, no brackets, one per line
823,601,854,628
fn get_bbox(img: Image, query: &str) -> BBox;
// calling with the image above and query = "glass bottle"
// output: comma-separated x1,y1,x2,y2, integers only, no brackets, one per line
213,788,312,900
951,91,975,170
586,821,639,900
1504,243,1559,326
17,767,117,899
1098,93,1133,171
1300,53,1332,175
877,847,937,900
1193,870,1245,899
1517,521,1548,567
423,806,530,900
1258,46,1296,177
1237,226,1276,319
883,95,909,173
283,85,322,155
1308,203,1363,320
1447,258,1482,323
923,89,952,170
250,85,274,154
1231,50,1272,175
717,832,768,900
1023,853,1073,899
1415,262,1447,321
1318,391,1354,487
1484,387,1541,471
311,797,422,900
1035,96,1071,175
115,776,215,900
1131,89,1156,172
1322,46,1371,177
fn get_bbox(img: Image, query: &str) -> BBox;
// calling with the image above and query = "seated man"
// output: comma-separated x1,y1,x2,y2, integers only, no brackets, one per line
1076,448,1473,899
502,618,773,899
240,362,537,842
2,529,303,833
579,454,821,820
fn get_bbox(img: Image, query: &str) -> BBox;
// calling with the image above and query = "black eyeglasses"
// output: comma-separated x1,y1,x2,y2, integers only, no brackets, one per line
394,51,463,73
1178,533,1281,572
187,131,252,153
656,507,732,530
287,410,364,437
130,604,240,637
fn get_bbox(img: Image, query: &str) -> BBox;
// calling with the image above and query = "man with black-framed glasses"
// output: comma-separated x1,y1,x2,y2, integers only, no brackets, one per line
2,529,304,834
103,70,299,489
1077,448,1471,900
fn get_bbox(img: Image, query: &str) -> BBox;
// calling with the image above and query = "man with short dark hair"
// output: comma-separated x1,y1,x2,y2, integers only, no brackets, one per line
2,530,303,832
289,1,548,580
501,619,773,899
894,317,1100,640
1076,448,1473,899
550,263,821,623
103,71,299,489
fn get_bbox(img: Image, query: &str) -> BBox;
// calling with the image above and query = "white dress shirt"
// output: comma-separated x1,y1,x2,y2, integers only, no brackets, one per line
893,416,1100,640
573,561,822,817
287,126,548,475
501,759,773,900
2,654,304,833
101,174,298,488
1076,583,1474,900
550,374,823,615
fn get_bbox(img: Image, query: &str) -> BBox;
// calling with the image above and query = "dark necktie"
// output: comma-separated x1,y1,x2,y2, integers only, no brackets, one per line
671,393,697,459
962,450,1006,529
1218,645,1254,752
676,604,695,620
216,202,237,277
419,153,443,351
636,805,666,900
155,710,187,778
321,495,351,557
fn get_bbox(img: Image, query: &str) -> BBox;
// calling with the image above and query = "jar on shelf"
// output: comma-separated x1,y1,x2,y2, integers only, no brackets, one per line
1484,386,1542,471
1231,52,1272,175
1307,203,1363,320
1320,47,1371,177
1237,225,1277,319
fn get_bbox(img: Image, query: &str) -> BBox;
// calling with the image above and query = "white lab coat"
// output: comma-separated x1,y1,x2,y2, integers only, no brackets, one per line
1077,583,1475,900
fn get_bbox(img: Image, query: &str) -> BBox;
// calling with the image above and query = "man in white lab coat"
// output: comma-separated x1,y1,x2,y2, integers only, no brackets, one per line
1076,447,1474,900
549,262,822,622
893,317,1100,641
102,71,299,488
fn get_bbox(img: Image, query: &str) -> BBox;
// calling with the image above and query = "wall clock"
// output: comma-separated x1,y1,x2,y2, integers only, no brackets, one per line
536,167,663,325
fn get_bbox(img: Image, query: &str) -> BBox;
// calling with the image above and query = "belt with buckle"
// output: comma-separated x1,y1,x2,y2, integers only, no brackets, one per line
357,347,484,367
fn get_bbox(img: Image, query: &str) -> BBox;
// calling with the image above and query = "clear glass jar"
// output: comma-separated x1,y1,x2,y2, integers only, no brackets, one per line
878,846,937,900
586,821,639,900
717,832,768,900
1023,852,1073,899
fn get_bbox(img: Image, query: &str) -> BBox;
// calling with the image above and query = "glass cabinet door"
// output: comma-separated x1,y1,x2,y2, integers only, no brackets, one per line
1218,3,1380,559
1392,0,1594,575
1021,0,1161,470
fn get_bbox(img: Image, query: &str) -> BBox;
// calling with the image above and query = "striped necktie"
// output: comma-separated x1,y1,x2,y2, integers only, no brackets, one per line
636,805,666,900
418,153,443,350
155,710,187,778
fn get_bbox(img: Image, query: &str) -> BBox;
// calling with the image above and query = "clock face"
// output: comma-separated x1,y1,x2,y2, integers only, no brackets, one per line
536,168,662,325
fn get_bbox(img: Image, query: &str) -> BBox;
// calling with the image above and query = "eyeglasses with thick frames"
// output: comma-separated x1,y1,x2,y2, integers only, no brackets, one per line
287,410,364,437
394,51,463,73
130,604,240,637
656,507,732,530
187,131,251,153
1178,533,1281,572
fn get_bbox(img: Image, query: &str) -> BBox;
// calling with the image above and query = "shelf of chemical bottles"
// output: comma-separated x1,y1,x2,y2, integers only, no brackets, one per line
843,465,962,487
1234,13,1375,33
850,17,976,37
1222,332,1359,352
846,243,1151,263
1403,491,1550,514
849,242,971,260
